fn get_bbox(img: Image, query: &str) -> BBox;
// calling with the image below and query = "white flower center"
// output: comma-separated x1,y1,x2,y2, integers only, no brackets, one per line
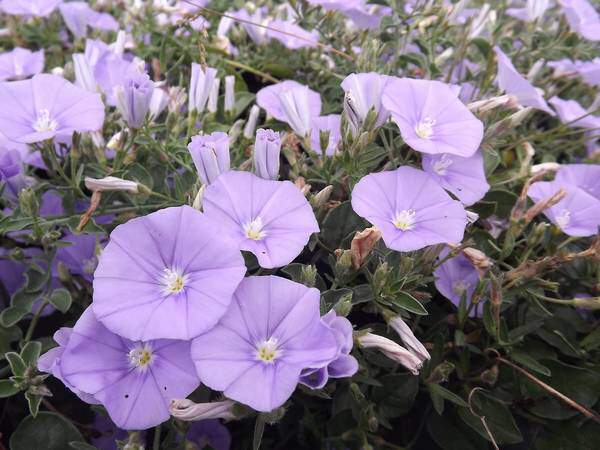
415,117,436,139
128,344,154,370
255,337,281,364
161,268,188,294
33,109,58,133
243,217,266,241
433,154,453,176
452,281,469,296
556,209,571,229
392,209,417,231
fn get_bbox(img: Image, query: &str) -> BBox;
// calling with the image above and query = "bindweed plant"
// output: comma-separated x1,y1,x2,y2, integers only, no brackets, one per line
0,0,599,449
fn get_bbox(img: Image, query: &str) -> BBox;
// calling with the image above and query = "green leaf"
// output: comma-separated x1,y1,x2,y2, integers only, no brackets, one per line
49,289,72,313
25,391,43,417
0,324,22,354
5,352,27,377
427,411,483,450
459,390,523,445
428,384,469,408
0,379,20,398
510,351,551,376
253,414,266,450
69,443,98,450
470,38,492,58
320,201,366,249
0,306,29,327
10,412,85,450
20,341,42,366
428,384,445,415
388,292,428,315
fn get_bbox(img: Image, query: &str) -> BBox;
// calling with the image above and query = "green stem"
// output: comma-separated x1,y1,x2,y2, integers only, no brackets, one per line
153,424,161,450
24,299,50,343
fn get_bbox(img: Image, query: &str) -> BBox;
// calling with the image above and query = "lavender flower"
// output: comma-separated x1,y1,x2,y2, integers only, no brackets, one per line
256,80,321,123
548,96,600,129
558,0,600,41
433,247,483,317
357,333,424,375
527,180,600,236
0,48,44,81
170,399,237,421
115,70,154,129
149,85,170,121
388,316,431,363
188,132,231,185
189,63,218,114
342,72,391,135
186,420,231,450
0,74,105,144
53,231,100,283
494,46,555,115
310,115,341,156
507,0,551,22
92,206,246,341
254,128,281,180
421,151,490,206
0,0,62,17
44,307,200,430
555,164,600,199
224,75,235,113
266,20,319,49
382,78,484,157
243,104,261,139
191,275,339,412
278,85,317,137
59,2,118,38
203,171,319,268
351,166,467,252
0,149,21,181
300,310,358,389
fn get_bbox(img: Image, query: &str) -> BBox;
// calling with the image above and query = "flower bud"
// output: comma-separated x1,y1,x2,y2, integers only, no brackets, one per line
207,77,220,114
224,75,235,113
243,105,261,139
357,332,424,375
192,184,206,211
278,86,313,137
461,247,493,274
168,86,187,114
84,176,139,194
170,398,237,421
350,227,382,269
573,296,600,311
388,316,431,363
189,64,217,114
253,129,281,180
468,95,519,114
531,162,560,175
149,85,169,121
73,53,97,92
187,132,230,185
107,130,125,151
115,71,154,129
311,185,333,209
18,188,39,217
300,265,317,287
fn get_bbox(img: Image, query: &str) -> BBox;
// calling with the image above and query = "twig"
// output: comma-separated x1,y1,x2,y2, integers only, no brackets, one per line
467,388,500,450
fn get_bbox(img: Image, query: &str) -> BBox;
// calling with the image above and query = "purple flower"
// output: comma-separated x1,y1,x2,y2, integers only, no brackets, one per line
92,206,246,341
382,78,484,157
53,231,100,282
50,307,200,430
115,70,154,129
0,248,26,298
300,310,358,389
0,74,105,144
310,114,341,156
548,96,600,129
433,247,483,317
351,166,467,252
59,2,118,38
555,164,600,199
494,46,555,115
342,73,391,135
507,0,551,22
0,48,44,81
527,181,600,236
277,84,318,137
0,149,21,181
230,8,270,45
0,0,62,17
191,275,339,412
188,132,231,185
202,171,319,268
189,64,218,114
256,80,321,123
90,412,130,450
421,151,490,206
307,1,391,29
266,19,319,49
254,129,281,180
558,0,600,41
186,420,231,450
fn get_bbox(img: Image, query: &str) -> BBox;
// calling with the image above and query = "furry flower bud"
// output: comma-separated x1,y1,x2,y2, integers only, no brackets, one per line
253,129,281,180
187,132,230,185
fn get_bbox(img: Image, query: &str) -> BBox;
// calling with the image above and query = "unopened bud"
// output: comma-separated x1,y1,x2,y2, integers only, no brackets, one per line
573,296,600,310
357,332,424,375
427,361,455,384
350,227,382,270
107,130,125,151
170,399,237,421
18,188,39,217
388,316,431,363
531,162,560,175
311,185,333,208
461,247,493,274
192,184,206,210
84,176,139,194
300,265,317,287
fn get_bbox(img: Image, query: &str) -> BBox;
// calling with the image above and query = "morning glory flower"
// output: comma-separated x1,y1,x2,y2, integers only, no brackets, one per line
558,0,600,41
92,206,246,341
53,231,100,283
115,70,155,129
59,2,119,39
382,78,484,157
507,0,551,22
47,307,200,430
0,48,44,81
256,80,321,123
527,180,600,236
191,275,339,412
0,149,21,181
278,84,316,137
253,128,281,180
310,114,341,156
189,63,218,114
548,96,600,129
494,46,555,115
433,247,483,317
0,74,105,144
266,19,320,49
202,171,319,268
421,150,490,206
188,131,231,185
351,166,467,252
300,310,358,389
0,0,62,17
341,72,391,135
555,164,600,199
